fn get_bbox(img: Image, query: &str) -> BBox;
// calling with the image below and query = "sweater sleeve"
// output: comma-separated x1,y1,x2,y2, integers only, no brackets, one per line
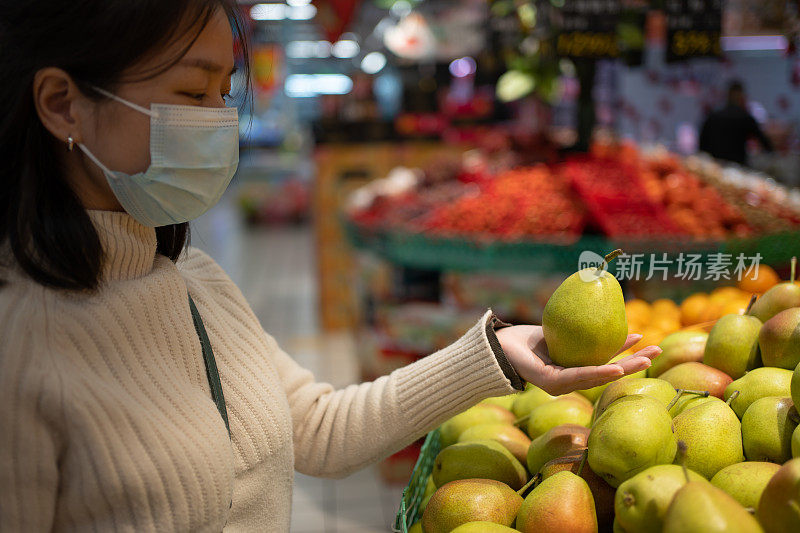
0,299,61,531
270,310,518,478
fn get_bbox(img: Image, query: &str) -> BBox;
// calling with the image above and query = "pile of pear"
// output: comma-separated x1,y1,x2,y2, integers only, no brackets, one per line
412,258,800,533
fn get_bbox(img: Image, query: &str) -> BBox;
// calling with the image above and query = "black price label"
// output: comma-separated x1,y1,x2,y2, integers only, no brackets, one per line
556,0,622,59
666,0,722,62
557,31,619,58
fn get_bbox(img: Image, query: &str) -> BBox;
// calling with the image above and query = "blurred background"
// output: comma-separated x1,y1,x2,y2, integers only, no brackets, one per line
192,1,800,531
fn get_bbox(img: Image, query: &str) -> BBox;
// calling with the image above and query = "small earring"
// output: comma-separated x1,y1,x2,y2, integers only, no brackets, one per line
67,135,75,152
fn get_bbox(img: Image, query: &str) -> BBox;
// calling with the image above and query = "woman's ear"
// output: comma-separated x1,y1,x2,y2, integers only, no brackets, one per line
32,67,87,147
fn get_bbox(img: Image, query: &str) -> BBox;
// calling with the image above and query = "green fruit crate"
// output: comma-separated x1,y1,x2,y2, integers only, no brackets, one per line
344,218,800,275
393,429,441,532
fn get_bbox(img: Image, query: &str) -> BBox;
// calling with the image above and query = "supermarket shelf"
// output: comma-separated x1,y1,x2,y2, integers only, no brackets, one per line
345,220,800,274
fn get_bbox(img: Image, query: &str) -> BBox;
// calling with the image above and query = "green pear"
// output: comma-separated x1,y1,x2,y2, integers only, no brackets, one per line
515,471,598,533
418,474,436,514
759,307,800,370
439,404,516,448
792,361,800,408
450,522,518,533
725,367,794,418
432,440,527,490
511,385,556,419
593,377,676,422
421,479,522,533
615,464,705,533
526,396,593,439
741,397,799,463
671,399,744,479
659,362,733,399
668,392,717,417
794,424,800,458
540,452,616,531
757,457,800,532
613,518,626,533
710,462,781,509
563,391,595,407
458,423,531,464
703,313,762,379
580,353,648,402
650,331,708,377
749,259,800,322
408,521,422,533
526,423,589,474
481,393,519,411
542,252,628,367
588,395,677,487
577,384,605,403
663,481,764,533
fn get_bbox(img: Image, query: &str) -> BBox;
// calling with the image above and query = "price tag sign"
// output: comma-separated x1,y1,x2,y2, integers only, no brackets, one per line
556,0,622,59
666,0,722,62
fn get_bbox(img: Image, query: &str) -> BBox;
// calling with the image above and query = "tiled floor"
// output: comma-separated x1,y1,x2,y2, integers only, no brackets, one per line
193,198,405,532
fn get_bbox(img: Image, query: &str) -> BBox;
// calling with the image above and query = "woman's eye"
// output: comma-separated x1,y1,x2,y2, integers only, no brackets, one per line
182,92,206,101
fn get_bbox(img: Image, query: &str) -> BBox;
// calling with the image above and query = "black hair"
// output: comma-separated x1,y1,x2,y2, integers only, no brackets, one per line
728,80,745,98
0,0,250,291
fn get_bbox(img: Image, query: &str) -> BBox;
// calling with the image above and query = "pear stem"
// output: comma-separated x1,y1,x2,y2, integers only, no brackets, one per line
665,389,710,412
726,390,740,406
683,389,711,397
597,249,624,275
666,390,684,412
792,257,797,284
744,294,757,315
513,415,530,427
676,441,690,484
517,473,540,496
577,448,589,478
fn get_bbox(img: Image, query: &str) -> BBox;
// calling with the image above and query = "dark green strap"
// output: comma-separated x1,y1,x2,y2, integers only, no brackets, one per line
188,295,230,437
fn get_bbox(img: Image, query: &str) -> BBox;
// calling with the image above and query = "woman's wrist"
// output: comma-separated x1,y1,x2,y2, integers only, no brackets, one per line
485,314,525,391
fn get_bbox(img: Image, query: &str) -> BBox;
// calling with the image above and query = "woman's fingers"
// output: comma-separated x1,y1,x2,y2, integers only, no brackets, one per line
546,364,624,394
544,345,662,394
613,346,661,373
615,334,643,355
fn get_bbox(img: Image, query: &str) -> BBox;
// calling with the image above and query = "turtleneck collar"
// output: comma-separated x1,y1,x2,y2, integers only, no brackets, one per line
87,210,158,282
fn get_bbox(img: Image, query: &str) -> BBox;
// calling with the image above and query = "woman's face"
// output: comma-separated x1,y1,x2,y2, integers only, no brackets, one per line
44,9,236,211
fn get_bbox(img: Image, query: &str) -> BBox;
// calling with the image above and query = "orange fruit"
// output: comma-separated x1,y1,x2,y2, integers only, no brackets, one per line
680,293,710,326
650,315,681,333
701,300,724,322
625,299,652,325
720,297,751,316
709,286,745,305
737,264,779,294
631,328,667,352
651,298,681,320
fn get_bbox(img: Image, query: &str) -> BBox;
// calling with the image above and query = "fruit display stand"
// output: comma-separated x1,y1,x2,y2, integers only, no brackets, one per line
314,141,465,332
344,144,800,291
346,218,800,279
359,146,800,531
394,430,441,533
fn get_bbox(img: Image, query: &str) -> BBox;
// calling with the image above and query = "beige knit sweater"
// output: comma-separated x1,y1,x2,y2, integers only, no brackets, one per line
0,211,518,532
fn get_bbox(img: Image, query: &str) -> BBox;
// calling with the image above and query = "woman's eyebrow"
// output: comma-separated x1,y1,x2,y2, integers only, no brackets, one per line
179,58,237,76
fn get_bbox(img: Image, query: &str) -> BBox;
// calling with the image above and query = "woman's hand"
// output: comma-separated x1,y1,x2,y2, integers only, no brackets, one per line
495,325,661,396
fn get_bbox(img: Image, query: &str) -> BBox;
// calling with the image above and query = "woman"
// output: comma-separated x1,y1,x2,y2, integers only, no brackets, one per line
0,1,660,531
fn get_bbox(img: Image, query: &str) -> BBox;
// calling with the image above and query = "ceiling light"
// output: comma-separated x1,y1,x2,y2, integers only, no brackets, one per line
361,52,387,74
332,40,360,58
250,3,286,21
288,4,317,20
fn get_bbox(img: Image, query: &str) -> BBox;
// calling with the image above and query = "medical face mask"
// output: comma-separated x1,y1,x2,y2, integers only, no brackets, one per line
78,87,239,227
